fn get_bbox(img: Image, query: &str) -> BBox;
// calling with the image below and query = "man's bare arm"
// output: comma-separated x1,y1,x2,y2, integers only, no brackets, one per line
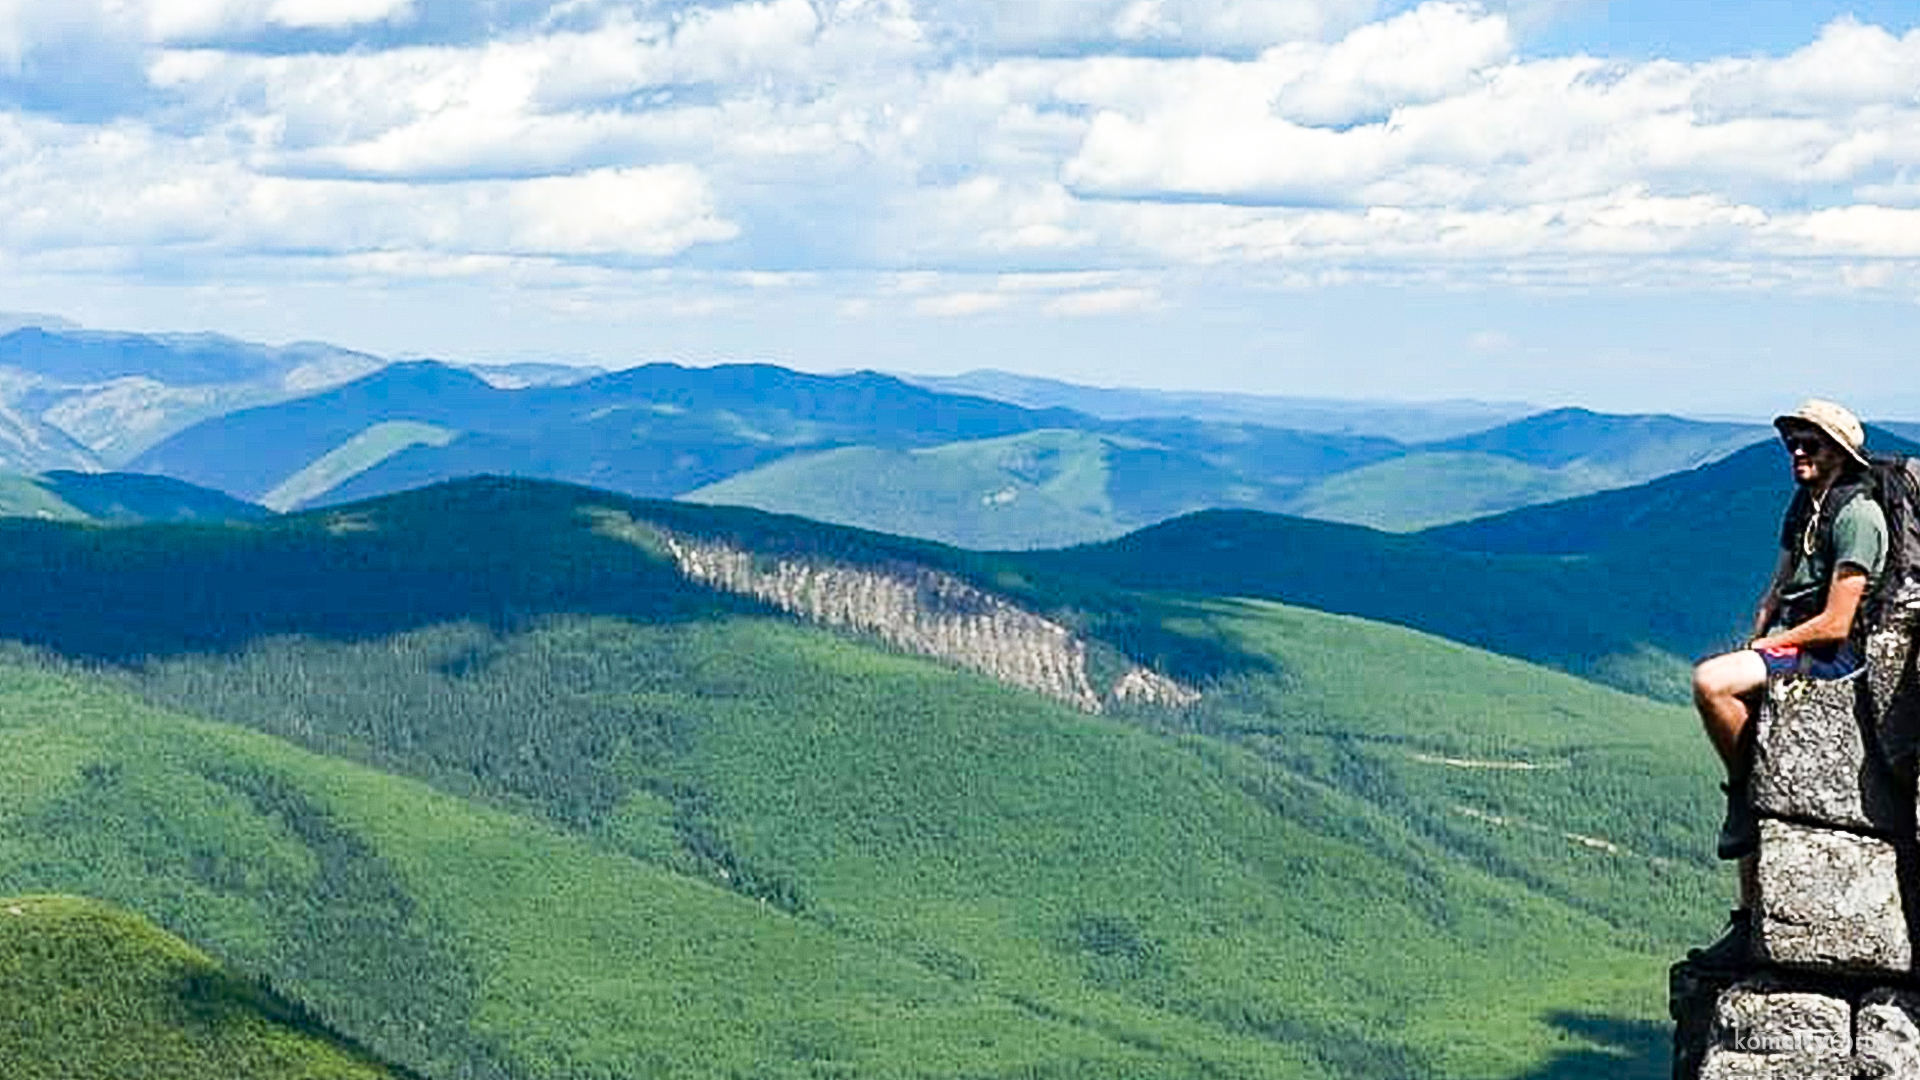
1751,549,1794,639
1751,566,1869,650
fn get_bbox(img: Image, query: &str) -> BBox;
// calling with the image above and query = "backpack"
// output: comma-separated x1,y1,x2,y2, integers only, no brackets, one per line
1781,455,1920,639
1861,454,1920,635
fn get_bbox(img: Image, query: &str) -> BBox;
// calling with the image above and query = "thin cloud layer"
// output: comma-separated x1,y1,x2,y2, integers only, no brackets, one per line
0,0,1916,327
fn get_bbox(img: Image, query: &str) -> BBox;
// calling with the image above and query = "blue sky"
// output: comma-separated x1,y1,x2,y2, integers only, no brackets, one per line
1521,0,1920,59
1,0,1919,417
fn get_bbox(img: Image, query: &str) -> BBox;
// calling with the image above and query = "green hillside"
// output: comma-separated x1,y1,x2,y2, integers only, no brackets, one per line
0,894,407,1080
0,472,87,519
0,471,269,524
1282,451,1600,531
40,470,272,523
0,478,1724,1078
1017,509,1701,699
687,428,1300,550
262,421,461,511
1280,409,1770,532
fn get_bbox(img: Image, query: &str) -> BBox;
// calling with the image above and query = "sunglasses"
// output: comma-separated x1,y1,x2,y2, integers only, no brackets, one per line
1782,434,1830,455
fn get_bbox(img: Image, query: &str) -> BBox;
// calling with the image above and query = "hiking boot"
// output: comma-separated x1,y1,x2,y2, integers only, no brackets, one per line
1717,780,1759,860
1685,909,1755,973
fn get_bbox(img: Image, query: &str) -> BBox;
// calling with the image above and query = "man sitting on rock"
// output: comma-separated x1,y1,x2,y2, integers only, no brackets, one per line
1688,399,1887,959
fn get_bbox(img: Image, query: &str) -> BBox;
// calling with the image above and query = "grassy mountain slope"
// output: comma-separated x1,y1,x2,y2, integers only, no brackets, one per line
687,434,1126,550
129,363,503,501
686,428,1307,550
0,894,408,1080
1087,415,1403,486
1281,451,1601,531
1279,409,1770,531
0,477,1723,1079
1421,441,1785,559
0,656,1231,1079
261,422,461,512
0,614,1700,1080
39,470,272,523
0,471,268,524
684,418,1407,549
0,473,87,519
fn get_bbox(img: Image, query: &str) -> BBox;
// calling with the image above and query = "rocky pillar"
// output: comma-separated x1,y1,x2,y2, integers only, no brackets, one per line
1672,614,1920,1079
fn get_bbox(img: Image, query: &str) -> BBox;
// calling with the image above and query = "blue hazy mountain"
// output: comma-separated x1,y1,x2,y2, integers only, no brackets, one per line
905,368,1534,441
0,325,386,465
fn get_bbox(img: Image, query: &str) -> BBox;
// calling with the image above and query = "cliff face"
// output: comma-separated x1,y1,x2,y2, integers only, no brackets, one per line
640,525,1199,714
1672,598,1920,1078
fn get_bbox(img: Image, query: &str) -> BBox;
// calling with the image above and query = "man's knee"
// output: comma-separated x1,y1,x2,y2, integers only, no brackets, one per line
1694,650,1767,702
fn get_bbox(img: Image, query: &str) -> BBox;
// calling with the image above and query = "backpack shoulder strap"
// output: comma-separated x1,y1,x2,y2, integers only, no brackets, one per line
1818,476,1873,548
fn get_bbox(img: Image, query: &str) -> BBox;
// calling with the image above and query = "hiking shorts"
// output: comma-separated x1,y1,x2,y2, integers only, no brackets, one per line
1755,642,1863,681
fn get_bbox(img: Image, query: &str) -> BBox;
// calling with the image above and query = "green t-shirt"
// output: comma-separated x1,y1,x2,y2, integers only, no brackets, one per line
1776,490,1888,626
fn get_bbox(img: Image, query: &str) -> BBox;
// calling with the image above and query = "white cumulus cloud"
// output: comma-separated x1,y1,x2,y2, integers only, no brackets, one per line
0,0,1915,319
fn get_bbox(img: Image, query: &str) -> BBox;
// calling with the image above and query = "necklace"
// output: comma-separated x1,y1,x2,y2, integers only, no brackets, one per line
1803,489,1828,557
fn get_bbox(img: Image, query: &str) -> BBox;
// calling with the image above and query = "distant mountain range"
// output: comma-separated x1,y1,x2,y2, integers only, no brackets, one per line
129,361,1114,514
3,320,1902,553
0,326,388,469
121,354,1779,545
0,324,589,476
903,369,1536,441
1274,408,1766,531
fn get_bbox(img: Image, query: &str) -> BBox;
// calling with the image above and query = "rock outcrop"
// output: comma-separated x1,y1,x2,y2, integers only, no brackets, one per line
603,516,1201,714
1672,597,1920,1078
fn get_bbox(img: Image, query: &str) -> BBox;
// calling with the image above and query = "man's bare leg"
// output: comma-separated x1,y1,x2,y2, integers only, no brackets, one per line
1693,649,1769,775
1692,649,1771,910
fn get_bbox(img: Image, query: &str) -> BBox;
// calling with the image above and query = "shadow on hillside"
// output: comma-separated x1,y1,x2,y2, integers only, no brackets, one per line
175,969,431,1079
0,480,764,663
0,476,1271,683
1512,1011,1666,1080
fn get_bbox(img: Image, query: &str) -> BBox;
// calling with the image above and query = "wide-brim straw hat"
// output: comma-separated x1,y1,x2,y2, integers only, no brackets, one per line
1774,398,1870,469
